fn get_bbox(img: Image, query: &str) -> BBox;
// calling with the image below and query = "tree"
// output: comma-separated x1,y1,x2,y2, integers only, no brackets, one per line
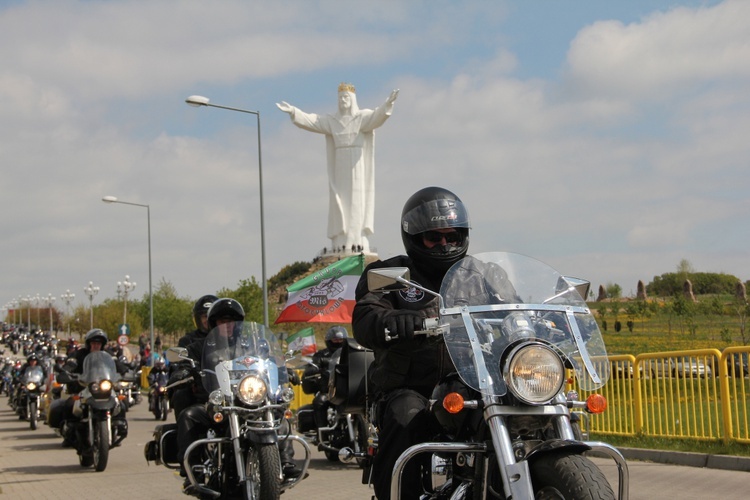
131,279,194,344
606,282,622,299
217,277,264,324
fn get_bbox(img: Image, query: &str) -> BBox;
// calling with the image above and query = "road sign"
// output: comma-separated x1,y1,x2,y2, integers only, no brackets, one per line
117,334,129,346
118,324,131,336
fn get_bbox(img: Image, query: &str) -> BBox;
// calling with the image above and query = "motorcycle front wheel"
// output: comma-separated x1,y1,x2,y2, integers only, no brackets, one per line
530,451,614,500
29,400,37,430
92,419,110,472
242,443,281,500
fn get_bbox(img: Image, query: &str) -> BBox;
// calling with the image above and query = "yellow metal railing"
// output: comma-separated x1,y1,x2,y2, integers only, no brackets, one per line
572,347,750,445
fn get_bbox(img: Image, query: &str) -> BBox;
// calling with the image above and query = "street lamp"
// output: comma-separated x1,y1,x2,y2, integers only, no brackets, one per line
33,293,41,329
23,295,32,331
60,290,75,337
102,196,154,354
83,281,100,329
186,94,268,327
45,293,56,333
116,275,136,326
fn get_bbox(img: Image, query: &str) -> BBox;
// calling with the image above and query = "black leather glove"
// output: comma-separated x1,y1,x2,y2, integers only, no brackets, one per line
286,367,300,386
383,310,423,341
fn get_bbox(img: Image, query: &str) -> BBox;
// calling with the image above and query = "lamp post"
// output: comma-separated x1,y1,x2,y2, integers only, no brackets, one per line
60,290,75,337
186,94,268,327
102,196,154,354
116,275,136,325
45,293,56,333
84,281,100,329
33,293,41,329
24,295,32,331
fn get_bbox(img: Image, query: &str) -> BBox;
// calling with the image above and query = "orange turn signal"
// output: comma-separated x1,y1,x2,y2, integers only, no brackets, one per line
586,393,607,414
212,412,224,423
443,392,465,414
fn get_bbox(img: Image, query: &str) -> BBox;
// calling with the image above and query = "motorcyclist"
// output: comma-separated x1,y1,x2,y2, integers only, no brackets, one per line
352,186,472,500
12,353,47,412
169,294,217,419
147,355,169,412
302,325,348,429
176,298,302,491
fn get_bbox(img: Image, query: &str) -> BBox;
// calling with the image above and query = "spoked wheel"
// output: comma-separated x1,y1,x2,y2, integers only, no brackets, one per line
29,400,38,430
242,443,281,500
92,419,110,472
530,450,615,500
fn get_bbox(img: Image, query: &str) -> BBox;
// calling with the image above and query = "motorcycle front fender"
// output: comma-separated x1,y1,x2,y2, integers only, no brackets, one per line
524,438,591,462
244,429,278,445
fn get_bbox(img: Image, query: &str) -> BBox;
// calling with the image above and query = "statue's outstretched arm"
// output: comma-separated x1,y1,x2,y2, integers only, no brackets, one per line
276,101,294,114
386,89,399,105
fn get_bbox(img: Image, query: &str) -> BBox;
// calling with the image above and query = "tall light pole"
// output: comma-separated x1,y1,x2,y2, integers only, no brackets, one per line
84,281,100,329
116,275,136,326
24,295,32,331
60,290,75,337
185,94,268,327
33,293,41,329
102,196,154,354
45,293,56,333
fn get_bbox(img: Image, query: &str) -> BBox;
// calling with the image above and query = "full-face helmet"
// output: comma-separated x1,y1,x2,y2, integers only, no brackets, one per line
192,294,218,332
401,186,470,272
325,326,348,351
84,328,108,350
207,298,246,329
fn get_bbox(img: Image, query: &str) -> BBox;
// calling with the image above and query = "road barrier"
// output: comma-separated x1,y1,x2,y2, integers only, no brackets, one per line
571,347,750,445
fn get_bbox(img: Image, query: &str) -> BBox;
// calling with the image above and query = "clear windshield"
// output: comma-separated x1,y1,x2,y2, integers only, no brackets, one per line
440,252,609,395
80,351,120,384
201,321,288,396
23,366,44,385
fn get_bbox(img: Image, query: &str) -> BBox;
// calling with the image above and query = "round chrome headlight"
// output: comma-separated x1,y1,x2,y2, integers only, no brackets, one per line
504,343,564,404
208,389,224,406
237,375,267,405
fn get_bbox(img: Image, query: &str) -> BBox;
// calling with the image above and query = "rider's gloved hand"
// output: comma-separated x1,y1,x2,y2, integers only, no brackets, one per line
286,368,300,386
383,310,423,341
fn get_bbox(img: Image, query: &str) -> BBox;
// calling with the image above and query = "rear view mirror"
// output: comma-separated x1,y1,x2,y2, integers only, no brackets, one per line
367,267,411,292
165,346,189,364
562,276,591,301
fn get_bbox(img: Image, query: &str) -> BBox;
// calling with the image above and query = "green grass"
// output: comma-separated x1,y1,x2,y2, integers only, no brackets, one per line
593,433,750,457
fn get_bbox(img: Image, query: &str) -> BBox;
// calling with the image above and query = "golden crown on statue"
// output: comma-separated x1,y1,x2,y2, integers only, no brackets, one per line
338,82,356,93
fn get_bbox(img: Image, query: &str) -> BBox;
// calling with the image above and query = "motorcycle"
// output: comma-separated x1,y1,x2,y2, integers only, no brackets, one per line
16,366,45,430
295,346,370,465
56,351,129,472
145,321,311,499
363,252,629,500
148,368,170,420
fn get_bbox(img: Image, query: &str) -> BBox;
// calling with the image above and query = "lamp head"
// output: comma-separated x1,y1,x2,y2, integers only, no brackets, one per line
186,95,210,107
102,196,118,203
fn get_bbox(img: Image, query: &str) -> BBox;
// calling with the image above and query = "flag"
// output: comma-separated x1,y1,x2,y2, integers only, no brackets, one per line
275,254,365,324
285,326,317,356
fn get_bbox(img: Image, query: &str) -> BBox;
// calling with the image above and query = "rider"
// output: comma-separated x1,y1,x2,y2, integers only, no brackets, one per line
12,353,48,410
352,186,471,500
176,298,302,491
302,325,348,429
169,294,218,419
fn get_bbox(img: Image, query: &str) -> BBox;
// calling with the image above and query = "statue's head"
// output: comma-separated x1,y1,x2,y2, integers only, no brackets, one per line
337,82,358,114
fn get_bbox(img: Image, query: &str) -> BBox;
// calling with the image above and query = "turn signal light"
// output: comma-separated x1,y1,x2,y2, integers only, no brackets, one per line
212,412,224,423
586,394,607,414
443,392,465,414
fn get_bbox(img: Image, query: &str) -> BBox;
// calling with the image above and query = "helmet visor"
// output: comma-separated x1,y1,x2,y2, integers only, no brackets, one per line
402,199,470,235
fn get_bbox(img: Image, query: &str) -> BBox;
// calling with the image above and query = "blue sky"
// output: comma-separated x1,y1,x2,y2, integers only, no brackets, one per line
1,0,747,320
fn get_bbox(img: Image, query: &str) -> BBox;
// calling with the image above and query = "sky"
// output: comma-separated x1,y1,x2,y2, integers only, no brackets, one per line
2,0,748,318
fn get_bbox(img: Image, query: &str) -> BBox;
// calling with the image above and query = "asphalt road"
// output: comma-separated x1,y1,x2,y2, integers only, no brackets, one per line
1,392,748,499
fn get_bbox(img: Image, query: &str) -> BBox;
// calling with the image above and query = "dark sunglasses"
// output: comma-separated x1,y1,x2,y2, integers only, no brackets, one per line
422,230,461,244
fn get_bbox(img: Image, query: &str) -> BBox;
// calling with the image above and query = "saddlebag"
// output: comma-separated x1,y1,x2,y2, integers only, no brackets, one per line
296,404,316,433
144,423,179,468
328,338,374,414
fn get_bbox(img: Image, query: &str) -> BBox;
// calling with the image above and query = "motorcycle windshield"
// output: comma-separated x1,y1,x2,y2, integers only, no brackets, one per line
80,351,120,385
440,252,609,395
201,321,288,397
23,366,44,385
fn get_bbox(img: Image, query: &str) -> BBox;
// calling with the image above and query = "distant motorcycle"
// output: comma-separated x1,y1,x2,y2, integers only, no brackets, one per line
148,369,170,420
17,366,44,430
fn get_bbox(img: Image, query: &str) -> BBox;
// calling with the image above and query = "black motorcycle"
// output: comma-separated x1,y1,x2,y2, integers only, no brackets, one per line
55,351,128,472
16,366,44,430
148,369,170,420
295,345,370,466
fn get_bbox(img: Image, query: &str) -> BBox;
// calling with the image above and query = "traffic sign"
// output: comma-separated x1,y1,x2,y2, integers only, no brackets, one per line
118,324,131,336
117,334,129,346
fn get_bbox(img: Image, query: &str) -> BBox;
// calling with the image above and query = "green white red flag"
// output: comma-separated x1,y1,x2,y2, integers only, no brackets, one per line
274,254,365,324
285,326,317,356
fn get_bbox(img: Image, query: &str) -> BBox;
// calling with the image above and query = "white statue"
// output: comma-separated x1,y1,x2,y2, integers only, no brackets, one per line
277,83,399,253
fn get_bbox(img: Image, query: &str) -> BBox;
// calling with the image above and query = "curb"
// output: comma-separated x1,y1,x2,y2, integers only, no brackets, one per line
619,447,750,472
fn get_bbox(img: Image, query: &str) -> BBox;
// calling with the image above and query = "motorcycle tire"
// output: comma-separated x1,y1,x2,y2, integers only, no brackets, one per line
160,398,168,421
92,419,110,472
153,398,161,420
29,401,37,430
530,450,615,500
242,443,281,500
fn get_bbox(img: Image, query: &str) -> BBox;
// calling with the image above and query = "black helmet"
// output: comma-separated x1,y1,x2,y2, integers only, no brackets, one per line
401,186,470,272
192,294,218,332
27,353,38,364
84,328,108,349
325,326,348,351
207,298,246,329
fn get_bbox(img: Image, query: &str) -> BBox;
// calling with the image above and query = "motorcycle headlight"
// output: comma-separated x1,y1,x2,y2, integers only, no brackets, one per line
99,380,112,392
504,343,564,405
27,382,37,391
208,389,224,406
237,375,266,405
